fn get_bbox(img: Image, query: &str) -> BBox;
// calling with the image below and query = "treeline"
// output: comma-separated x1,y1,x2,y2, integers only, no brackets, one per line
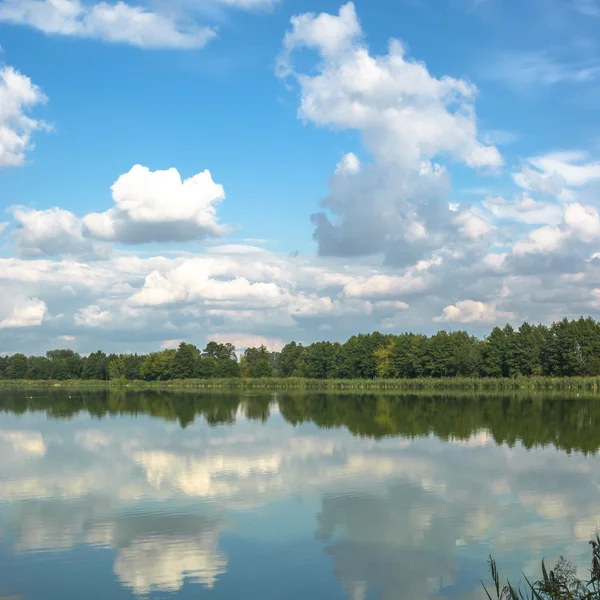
3,317,600,381
2,390,600,454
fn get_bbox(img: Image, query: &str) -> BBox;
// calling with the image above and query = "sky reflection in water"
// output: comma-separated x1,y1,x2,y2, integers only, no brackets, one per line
0,390,599,600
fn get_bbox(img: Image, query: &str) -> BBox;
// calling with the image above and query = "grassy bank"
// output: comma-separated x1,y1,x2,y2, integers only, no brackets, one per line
3,376,600,391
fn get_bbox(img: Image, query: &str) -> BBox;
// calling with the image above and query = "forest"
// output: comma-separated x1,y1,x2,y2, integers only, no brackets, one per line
3,316,600,381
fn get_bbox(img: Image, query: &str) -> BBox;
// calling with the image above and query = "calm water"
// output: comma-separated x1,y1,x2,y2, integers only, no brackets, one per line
1,390,599,600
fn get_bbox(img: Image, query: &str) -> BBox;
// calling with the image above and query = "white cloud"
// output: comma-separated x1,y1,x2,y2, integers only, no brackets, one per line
83,165,227,244
74,304,112,327
335,152,361,175
374,300,409,311
209,333,285,352
513,151,600,201
278,2,501,267
512,225,568,255
5,164,228,257
0,221,9,235
10,206,95,257
509,202,600,256
0,0,215,49
0,297,47,328
564,202,600,242
131,264,284,308
434,300,515,324
160,339,184,350
279,3,501,170
528,151,600,187
0,64,48,167
344,273,428,299
489,51,600,89
279,2,362,68
483,194,563,225
453,209,493,239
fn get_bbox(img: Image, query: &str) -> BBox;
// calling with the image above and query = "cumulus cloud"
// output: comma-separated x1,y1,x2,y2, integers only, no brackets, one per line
278,3,501,267
434,300,515,324
82,165,227,244
10,206,96,258
510,202,600,257
130,263,284,308
74,304,112,327
0,64,48,167
6,164,228,257
0,0,216,49
0,297,47,328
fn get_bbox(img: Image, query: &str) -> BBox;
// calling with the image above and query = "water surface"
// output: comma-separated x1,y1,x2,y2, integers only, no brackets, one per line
0,390,599,599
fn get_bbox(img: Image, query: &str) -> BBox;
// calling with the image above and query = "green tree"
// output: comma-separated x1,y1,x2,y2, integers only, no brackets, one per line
173,343,200,379
7,354,28,379
27,356,50,379
514,322,545,376
241,346,273,378
195,355,217,379
203,342,240,378
482,327,509,377
83,351,109,380
279,342,306,377
108,356,126,380
304,341,338,379
337,332,389,379
140,350,176,381
389,333,428,378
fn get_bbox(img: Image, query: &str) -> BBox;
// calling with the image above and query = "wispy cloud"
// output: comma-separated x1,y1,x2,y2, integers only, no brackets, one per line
572,0,600,17
487,50,600,89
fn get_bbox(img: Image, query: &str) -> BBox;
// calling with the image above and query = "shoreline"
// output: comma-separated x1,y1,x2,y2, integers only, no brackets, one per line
2,376,600,391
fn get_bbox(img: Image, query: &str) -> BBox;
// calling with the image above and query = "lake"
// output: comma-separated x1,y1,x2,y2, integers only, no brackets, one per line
0,389,599,600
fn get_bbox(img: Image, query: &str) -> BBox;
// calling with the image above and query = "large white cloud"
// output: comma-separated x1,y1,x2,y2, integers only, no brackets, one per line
83,165,227,244
0,65,48,168
0,0,216,49
278,3,501,266
8,165,228,256
0,296,47,329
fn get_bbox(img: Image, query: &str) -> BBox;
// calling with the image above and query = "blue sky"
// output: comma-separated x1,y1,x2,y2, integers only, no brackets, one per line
1,0,600,354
